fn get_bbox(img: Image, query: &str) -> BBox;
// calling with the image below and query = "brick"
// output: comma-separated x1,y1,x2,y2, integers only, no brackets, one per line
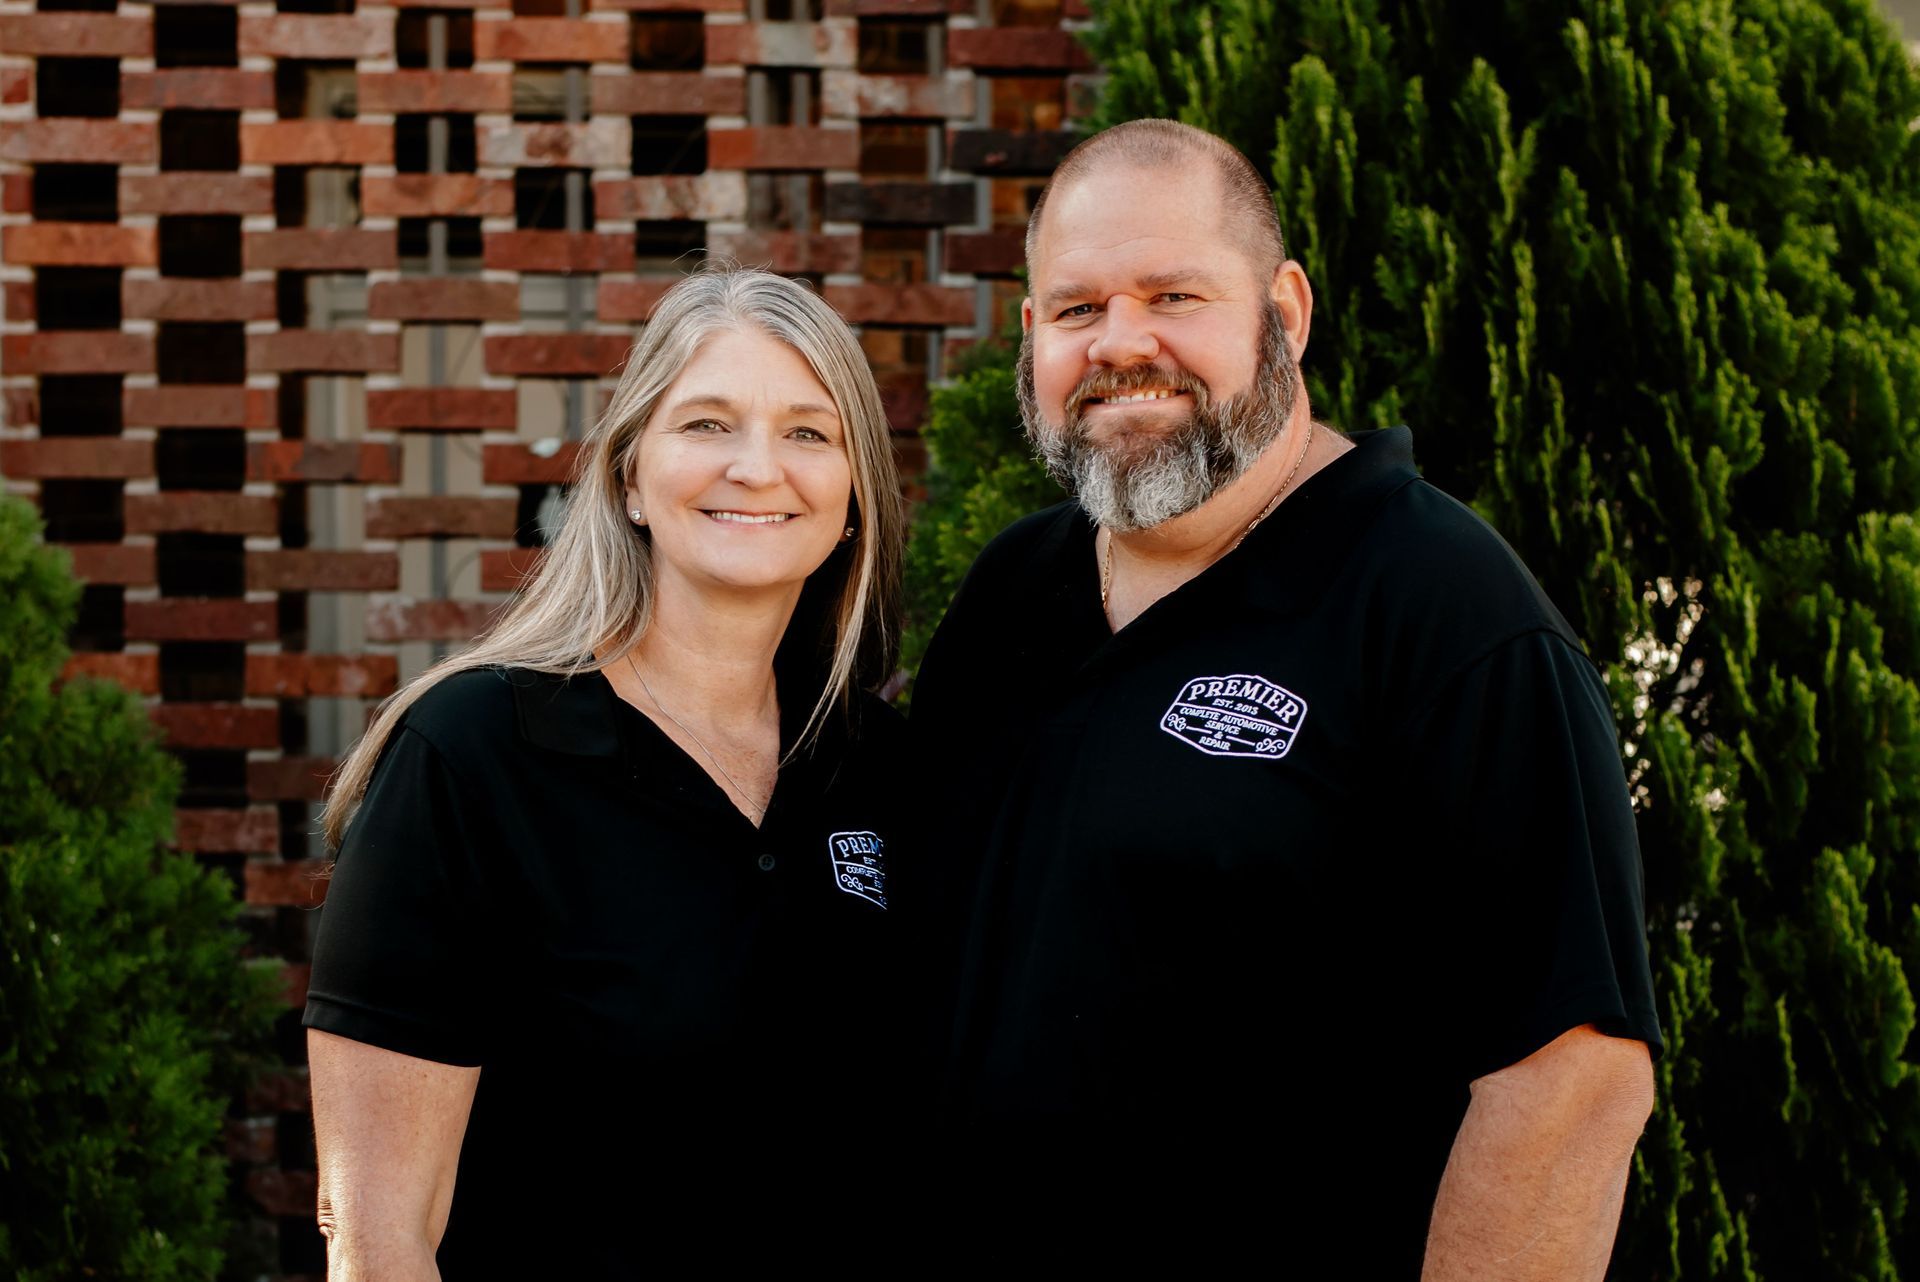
246,1168,316,1217
708,126,858,171
592,0,742,10
125,492,279,536
243,228,394,273
281,962,313,1008
0,438,153,479
227,1117,277,1165
245,1159,316,1212
597,277,675,323
821,71,972,120
4,222,156,267
480,546,545,591
366,387,516,431
241,120,393,167
707,229,861,275
483,440,580,484
1062,0,1092,16
121,70,276,112
368,279,519,322
248,441,401,484
949,128,1078,175
0,12,150,57
176,807,280,855
879,372,928,434
62,651,160,692
121,172,276,216
4,389,37,426
125,385,278,429
127,599,278,642
472,18,629,63
247,550,398,592
594,173,746,221
480,119,629,169
823,0,967,13
1,66,28,107
60,544,158,588
245,859,330,908
152,702,281,750
822,180,973,225
826,282,975,327
249,331,402,374
365,597,505,642
591,73,744,116
123,279,277,323
2,173,29,214
483,231,634,275
361,174,513,219
5,282,31,322
705,22,855,68
365,496,519,539
357,70,513,115
483,332,633,377
249,756,338,803
2,333,154,375
246,655,398,698
240,12,392,59
244,1068,310,1113
0,119,156,165
944,228,1025,276
945,27,1093,72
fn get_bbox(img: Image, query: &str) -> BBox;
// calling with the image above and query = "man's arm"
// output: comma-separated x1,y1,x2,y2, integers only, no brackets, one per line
1422,1024,1654,1281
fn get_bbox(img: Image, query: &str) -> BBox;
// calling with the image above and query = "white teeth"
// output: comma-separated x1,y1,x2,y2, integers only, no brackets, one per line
1098,390,1181,404
708,511,793,524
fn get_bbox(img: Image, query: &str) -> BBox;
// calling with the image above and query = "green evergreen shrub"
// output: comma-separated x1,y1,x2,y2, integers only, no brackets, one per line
903,333,1060,680
0,495,277,1280
907,0,1920,1273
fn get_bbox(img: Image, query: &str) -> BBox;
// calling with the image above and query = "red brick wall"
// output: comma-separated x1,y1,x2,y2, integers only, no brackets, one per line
2,0,1094,1272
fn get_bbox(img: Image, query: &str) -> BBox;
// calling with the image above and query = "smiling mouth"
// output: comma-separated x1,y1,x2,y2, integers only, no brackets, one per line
704,511,797,524
1083,389,1189,406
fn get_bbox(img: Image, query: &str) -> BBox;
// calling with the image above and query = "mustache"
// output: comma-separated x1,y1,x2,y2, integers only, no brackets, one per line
1067,364,1209,419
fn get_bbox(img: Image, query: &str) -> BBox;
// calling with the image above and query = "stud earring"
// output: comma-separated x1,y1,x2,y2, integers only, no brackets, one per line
630,509,644,522
843,526,856,540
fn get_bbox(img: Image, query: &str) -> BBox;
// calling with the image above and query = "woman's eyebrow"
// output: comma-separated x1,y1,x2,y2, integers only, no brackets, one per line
668,394,736,416
788,401,840,419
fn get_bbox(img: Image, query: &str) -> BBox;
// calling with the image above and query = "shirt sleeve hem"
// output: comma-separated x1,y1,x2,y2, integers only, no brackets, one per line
302,994,486,1068
1468,981,1666,1082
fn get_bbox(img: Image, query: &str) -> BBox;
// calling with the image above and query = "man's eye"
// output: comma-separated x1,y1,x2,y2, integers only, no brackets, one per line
1058,304,1097,319
1157,293,1194,304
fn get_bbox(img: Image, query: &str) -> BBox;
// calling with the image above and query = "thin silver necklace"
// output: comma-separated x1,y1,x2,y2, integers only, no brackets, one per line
627,652,769,822
1102,419,1315,609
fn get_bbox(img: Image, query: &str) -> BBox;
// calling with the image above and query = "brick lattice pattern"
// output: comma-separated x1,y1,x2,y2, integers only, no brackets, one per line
1,0,1089,1268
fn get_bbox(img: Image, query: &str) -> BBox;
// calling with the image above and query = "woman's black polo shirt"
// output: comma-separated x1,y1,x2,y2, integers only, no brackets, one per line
304,666,914,1275
911,427,1663,1270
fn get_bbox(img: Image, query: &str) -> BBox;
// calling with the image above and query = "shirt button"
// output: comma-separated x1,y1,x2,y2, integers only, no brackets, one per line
756,853,777,872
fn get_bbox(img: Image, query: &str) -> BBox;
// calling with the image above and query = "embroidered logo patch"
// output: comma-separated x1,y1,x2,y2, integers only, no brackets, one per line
828,830,887,909
1161,673,1308,760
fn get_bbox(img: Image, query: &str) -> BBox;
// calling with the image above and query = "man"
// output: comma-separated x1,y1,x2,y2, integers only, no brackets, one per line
911,119,1662,1276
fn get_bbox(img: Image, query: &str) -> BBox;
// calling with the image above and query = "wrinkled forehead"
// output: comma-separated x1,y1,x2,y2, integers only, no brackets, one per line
1029,160,1259,293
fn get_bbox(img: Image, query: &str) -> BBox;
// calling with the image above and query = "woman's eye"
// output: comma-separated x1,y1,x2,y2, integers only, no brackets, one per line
792,427,829,443
682,419,726,433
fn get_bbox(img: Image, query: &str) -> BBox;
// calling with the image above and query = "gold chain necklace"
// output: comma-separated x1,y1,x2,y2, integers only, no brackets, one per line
627,652,769,822
1102,419,1316,609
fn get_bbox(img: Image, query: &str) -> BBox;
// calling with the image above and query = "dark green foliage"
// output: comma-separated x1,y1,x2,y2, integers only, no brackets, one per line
902,334,1061,683
1070,0,1920,1275
0,496,276,1280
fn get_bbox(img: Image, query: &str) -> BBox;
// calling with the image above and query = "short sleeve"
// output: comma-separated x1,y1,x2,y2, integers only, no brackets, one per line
303,725,496,1066
1396,629,1664,1081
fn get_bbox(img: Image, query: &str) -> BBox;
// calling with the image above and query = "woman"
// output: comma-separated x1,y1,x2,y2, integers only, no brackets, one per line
304,266,910,1277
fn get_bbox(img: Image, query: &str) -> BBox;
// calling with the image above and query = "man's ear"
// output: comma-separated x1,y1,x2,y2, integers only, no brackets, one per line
1270,261,1313,362
1020,295,1035,334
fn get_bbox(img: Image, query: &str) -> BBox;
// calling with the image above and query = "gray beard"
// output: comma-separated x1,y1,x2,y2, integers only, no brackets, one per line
1018,301,1300,533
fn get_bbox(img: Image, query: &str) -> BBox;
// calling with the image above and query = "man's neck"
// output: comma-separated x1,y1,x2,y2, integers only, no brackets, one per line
1102,409,1350,630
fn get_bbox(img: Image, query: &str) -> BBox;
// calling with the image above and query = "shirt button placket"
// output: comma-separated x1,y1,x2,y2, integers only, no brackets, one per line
756,852,777,872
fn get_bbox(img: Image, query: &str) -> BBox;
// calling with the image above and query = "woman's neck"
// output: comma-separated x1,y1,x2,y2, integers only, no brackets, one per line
626,573,797,731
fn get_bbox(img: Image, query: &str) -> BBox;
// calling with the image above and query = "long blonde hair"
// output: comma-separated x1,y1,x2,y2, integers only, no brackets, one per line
322,265,905,848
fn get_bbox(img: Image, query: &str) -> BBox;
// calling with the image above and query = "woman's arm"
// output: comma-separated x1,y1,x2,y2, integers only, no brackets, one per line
309,1029,481,1281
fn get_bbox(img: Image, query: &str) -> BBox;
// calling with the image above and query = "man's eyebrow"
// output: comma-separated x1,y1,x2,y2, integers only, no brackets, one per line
1038,270,1227,313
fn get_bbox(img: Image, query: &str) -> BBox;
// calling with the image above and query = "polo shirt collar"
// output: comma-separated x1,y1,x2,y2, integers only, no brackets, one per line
509,667,623,757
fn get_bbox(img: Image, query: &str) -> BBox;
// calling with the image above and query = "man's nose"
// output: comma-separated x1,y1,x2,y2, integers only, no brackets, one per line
1086,296,1161,367
724,427,782,487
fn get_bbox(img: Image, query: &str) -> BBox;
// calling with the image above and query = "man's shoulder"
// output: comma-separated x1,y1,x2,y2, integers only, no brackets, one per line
974,499,1084,577
1353,477,1584,657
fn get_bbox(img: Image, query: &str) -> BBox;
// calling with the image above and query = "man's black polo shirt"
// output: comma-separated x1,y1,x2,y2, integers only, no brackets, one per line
912,428,1663,1271
304,666,913,1275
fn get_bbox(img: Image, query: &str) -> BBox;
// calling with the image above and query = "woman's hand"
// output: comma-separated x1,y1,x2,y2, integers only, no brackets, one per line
309,1029,481,1281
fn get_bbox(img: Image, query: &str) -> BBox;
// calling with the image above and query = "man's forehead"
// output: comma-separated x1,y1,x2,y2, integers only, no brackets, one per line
1035,259,1236,310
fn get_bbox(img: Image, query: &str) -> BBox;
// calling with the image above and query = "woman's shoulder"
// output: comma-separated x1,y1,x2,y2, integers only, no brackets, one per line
396,666,551,761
